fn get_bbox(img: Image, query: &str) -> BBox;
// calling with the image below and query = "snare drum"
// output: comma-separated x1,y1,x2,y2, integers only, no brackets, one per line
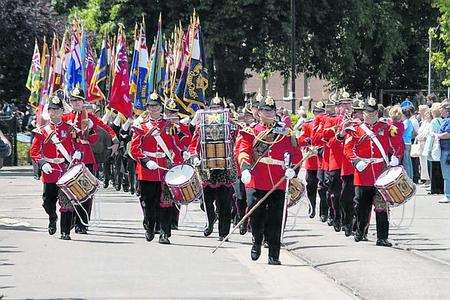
57,163,99,203
374,166,416,206
287,177,306,208
165,164,203,205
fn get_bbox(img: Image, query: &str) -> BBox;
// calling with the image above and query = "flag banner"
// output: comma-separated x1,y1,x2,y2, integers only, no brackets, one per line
66,22,83,93
109,28,132,118
135,24,149,111
88,36,108,102
26,40,41,106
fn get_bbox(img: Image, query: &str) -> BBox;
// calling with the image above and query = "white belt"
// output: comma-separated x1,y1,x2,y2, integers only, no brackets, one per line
143,151,166,159
259,157,284,166
44,157,66,164
360,157,385,164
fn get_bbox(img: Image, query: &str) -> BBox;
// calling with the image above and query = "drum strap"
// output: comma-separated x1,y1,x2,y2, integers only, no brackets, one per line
144,122,174,164
43,124,73,163
360,124,389,166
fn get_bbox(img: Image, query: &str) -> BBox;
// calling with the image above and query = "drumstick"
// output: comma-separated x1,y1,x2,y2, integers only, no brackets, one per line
212,147,316,254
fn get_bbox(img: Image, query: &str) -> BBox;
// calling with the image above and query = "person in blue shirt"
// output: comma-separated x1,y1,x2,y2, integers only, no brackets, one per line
402,107,414,179
436,101,450,203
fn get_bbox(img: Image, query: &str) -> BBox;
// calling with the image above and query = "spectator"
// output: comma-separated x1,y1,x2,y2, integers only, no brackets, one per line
389,105,405,154
416,106,432,184
402,107,414,179
0,129,12,169
424,103,444,195
436,101,450,203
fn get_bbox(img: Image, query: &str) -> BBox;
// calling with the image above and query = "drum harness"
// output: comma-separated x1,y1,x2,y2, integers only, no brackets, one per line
359,124,416,231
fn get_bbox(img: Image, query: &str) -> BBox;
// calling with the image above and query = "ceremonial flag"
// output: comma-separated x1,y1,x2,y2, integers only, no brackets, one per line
84,36,96,101
183,23,208,112
148,14,165,96
52,34,64,93
40,37,51,102
109,28,132,118
88,36,108,102
61,30,71,89
26,39,41,106
129,23,139,99
135,23,149,111
66,22,83,93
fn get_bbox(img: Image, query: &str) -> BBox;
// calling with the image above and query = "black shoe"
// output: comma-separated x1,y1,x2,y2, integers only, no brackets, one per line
376,239,392,247
327,213,334,226
354,233,363,242
251,244,261,261
362,234,368,241
344,225,352,237
320,215,327,222
115,185,121,191
268,257,281,265
309,208,316,219
203,217,216,237
239,222,247,235
103,182,109,189
74,225,87,234
145,230,154,242
60,233,71,240
218,236,229,242
333,220,341,232
48,219,57,235
130,188,135,195
123,186,129,193
159,234,171,244
263,241,269,249
171,224,178,230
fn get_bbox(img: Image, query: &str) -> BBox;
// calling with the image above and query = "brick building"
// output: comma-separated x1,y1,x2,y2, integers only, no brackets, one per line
244,70,330,113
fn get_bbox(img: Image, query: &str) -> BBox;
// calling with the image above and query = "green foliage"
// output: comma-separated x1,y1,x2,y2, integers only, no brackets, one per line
0,0,64,105
431,0,450,87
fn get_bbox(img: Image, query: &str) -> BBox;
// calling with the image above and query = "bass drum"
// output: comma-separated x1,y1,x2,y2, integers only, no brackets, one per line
165,164,203,205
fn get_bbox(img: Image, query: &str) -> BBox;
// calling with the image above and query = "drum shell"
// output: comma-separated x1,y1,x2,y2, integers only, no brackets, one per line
165,165,203,205
287,177,306,208
56,163,99,203
374,166,416,207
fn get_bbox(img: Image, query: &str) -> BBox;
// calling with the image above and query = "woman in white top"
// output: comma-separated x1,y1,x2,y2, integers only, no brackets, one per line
416,106,432,183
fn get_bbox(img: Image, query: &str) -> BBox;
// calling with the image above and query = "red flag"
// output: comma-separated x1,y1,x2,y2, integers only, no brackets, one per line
109,29,132,118
85,38,96,102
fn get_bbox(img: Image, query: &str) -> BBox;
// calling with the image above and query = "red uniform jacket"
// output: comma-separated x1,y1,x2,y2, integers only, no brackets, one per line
322,115,343,171
236,122,302,191
30,122,76,183
344,121,404,186
62,111,117,165
130,119,182,182
312,114,332,170
297,120,318,170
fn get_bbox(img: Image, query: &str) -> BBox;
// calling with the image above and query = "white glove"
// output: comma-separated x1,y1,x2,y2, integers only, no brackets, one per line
285,168,296,180
145,160,159,170
193,157,201,167
389,156,399,167
41,163,53,174
355,160,368,172
87,119,94,129
183,151,191,161
72,151,82,161
241,169,251,184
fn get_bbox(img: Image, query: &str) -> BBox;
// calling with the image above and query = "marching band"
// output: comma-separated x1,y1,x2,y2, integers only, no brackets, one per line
30,87,416,265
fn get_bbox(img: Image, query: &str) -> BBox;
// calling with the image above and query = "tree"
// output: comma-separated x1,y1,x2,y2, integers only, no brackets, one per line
431,0,450,89
0,0,63,105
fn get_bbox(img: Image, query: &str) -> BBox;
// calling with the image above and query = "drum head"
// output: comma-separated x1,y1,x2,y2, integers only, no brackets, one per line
165,165,194,186
375,166,402,186
57,164,84,185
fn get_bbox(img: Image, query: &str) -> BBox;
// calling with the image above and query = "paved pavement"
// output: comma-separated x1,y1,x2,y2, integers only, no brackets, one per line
1,166,449,299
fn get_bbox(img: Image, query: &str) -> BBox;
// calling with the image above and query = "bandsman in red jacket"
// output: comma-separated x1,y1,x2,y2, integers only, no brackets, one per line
236,95,301,265
62,87,118,234
343,97,404,247
130,93,182,244
297,102,326,219
30,91,80,240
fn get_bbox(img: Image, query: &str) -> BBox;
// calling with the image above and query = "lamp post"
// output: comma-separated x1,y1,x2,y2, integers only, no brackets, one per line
290,0,296,114
428,28,432,96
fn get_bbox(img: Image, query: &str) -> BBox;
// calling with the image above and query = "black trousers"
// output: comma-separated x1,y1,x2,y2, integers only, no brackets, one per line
354,186,389,240
204,185,232,237
248,189,284,259
305,170,318,212
341,175,355,227
139,180,171,236
316,169,329,217
42,183,59,221
75,164,94,229
412,156,420,184
430,161,444,194
325,169,342,222
236,181,247,220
